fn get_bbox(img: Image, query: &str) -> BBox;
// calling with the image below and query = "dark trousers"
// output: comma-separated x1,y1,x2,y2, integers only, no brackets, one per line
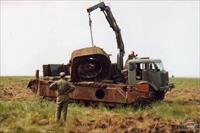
56,96,69,121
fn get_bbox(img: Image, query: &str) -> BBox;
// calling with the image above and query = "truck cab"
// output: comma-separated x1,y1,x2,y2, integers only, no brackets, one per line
127,58,174,99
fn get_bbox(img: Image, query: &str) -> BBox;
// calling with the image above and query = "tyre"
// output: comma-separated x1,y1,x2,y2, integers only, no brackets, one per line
155,91,165,100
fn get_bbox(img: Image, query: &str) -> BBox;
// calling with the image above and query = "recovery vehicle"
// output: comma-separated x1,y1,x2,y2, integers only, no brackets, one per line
27,2,174,107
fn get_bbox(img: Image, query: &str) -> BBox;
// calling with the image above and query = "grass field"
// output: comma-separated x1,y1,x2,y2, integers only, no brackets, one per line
0,77,199,133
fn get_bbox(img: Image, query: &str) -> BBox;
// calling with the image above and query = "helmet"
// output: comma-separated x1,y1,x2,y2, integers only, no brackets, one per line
59,72,66,78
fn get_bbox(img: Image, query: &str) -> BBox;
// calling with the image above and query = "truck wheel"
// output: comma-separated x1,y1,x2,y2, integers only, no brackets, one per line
155,91,165,100
138,81,165,101
148,84,165,100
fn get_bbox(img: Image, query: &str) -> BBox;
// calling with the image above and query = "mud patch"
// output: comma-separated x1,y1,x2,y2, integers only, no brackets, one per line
0,78,34,101
71,117,200,133
165,88,200,104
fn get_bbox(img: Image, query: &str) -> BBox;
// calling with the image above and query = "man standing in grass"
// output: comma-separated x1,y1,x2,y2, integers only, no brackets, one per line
49,72,75,122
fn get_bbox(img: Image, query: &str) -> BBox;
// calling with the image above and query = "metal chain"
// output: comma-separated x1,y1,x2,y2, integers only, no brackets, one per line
88,13,94,47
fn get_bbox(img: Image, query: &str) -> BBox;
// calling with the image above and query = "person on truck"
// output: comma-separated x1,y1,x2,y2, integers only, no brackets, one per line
49,72,75,122
125,51,138,68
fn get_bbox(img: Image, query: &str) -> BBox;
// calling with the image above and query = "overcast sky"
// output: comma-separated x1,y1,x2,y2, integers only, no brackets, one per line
1,1,199,77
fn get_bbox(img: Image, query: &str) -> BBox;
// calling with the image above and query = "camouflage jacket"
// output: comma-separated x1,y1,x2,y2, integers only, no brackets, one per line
49,79,75,97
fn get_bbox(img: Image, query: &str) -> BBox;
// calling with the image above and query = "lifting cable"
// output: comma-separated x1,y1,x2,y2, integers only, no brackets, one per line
88,13,94,47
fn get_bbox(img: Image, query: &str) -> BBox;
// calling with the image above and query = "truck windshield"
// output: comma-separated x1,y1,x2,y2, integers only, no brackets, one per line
154,62,164,71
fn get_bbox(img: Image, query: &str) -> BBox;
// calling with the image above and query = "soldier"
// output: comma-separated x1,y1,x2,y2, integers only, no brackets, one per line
49,72,75,122
125,51,138,68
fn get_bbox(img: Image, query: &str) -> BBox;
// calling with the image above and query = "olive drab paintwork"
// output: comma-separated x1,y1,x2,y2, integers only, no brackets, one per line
49,79,75,97
128,58,174,99
49,78,75,121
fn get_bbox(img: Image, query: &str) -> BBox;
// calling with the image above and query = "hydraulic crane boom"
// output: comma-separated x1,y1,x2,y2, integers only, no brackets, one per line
87,2,125,72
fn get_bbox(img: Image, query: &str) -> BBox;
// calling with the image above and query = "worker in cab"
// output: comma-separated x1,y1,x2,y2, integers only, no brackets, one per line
49,72,75,122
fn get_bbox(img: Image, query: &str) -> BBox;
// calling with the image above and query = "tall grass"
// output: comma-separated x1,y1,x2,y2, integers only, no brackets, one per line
0,77,199,132
0,99,199,132
170,77,200,89
0,98,55,133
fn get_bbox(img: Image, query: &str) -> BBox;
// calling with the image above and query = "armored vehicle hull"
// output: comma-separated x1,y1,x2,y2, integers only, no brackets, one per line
28,78,156,106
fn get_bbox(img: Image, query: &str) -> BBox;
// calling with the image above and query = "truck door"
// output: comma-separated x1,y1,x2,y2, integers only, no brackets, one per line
148,63,162,89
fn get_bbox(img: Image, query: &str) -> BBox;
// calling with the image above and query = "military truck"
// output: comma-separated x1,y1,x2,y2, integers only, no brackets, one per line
27,2,174,106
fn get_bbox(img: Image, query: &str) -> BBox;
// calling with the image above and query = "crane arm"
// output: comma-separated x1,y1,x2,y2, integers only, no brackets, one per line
87,2,125,71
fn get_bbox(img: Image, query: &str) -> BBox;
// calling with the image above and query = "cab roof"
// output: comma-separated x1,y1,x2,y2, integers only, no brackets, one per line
128,58,162,64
